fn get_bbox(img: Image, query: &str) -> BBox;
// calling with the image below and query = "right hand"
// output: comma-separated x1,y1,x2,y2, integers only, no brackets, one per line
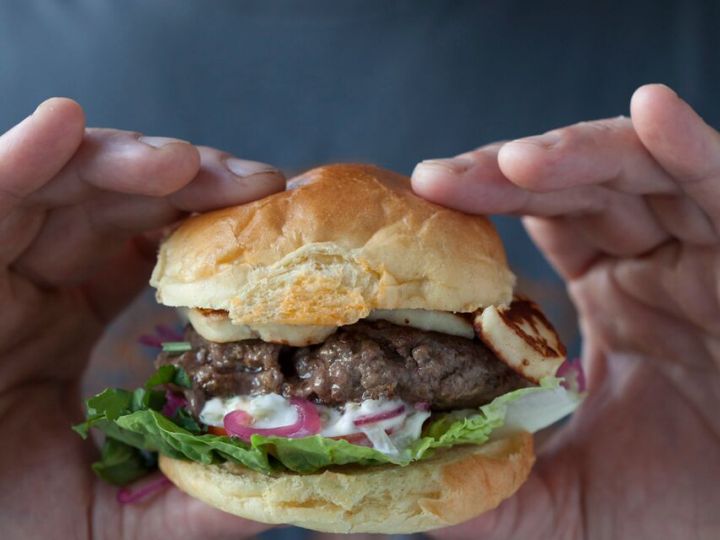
0,98,285,539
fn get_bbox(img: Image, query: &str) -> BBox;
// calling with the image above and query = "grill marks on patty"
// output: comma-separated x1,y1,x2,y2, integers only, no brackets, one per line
157,320,530,416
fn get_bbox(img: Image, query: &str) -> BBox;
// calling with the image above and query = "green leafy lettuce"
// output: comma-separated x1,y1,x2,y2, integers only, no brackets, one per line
74,366,581,485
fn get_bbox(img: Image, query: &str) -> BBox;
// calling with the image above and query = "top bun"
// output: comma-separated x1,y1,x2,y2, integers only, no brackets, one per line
150,164,515,326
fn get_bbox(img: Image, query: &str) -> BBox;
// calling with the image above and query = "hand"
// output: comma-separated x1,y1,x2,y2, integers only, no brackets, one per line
0,98,286,539
412,84,720,539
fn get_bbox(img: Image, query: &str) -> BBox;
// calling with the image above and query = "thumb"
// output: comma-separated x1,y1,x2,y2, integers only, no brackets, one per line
428,469,561,540
428,425,584,540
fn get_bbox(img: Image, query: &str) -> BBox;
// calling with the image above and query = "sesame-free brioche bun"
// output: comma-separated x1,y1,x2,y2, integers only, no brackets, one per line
150,163,515,326
159,432,534,534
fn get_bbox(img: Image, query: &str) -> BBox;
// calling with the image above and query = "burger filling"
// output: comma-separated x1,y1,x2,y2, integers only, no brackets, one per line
156,319,529,454
75,303,582,481
199,394,432,455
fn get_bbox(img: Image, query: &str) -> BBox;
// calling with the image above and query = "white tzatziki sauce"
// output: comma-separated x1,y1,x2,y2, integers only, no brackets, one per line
200,394,431,455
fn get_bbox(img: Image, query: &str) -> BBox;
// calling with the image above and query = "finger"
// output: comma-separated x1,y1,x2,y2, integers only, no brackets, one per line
13,157,285,286
566,191,667,256
631,83,720,233
0,97,85,214
31,134,285,212
522,216,601,280
0,206,45,266
412,144,668,256
610,241,720,337
80,238,157,323
11,195,179,286
497,116,679,195
412,144,607,216
30,129,201,205
569,259,714,367
4,128,199,276
169,146,285,212
11,130,285,283
646,194,717,245
429,458,574,540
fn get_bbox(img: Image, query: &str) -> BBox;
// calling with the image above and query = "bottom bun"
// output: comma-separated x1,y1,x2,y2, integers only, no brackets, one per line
159,432,534,534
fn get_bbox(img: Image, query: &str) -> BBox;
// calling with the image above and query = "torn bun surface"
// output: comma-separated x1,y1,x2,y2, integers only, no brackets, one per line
150,163,516,327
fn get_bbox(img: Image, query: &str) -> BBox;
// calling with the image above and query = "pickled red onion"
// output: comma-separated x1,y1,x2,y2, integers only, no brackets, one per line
138,334,163,348
162,391,187,418
557,357,586,393
117,474,171,504
413,402,431,411
353,405,406,427
138,324,184,349
223,398,321,441
155,324,184,342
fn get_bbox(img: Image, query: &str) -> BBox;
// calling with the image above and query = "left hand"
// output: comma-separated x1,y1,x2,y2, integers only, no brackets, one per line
411,84,720,539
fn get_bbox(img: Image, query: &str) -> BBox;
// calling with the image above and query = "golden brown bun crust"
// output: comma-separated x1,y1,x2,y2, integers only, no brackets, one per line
159,432,534,534
150,164,515,326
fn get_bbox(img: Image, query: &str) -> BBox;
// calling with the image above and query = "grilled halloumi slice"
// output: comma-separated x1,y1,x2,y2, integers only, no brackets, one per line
474,297,566,383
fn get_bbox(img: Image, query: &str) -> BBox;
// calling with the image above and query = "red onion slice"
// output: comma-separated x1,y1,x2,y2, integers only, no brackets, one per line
138,334,163,348
155,324,184,342
138,325,184,349
224,409,252,432
413,402,430,411
117,474,172,504
557,357,586,393
223,398,321,442
162,391,188,418
353,405,406,427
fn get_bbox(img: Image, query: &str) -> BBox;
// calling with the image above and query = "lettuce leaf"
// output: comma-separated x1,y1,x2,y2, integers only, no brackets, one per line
91,438,157,486
75,367,582,484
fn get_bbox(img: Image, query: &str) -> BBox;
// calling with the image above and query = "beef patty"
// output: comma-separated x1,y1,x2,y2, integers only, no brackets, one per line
156,320,530,416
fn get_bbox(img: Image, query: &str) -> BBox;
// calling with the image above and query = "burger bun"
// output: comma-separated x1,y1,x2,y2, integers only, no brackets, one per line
159,432,534,534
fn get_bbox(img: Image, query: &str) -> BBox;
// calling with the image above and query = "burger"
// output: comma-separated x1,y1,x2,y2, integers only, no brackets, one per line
75,164,582,534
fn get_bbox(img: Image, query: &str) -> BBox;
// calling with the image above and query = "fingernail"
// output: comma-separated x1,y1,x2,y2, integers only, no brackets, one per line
138,136,186,148
512,130,562,148
225,158,279,177
417,156,475,174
